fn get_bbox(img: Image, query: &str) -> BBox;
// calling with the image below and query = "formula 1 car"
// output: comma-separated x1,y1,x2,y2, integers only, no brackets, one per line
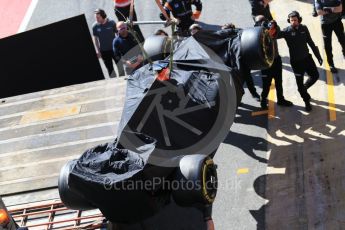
58,25,274,226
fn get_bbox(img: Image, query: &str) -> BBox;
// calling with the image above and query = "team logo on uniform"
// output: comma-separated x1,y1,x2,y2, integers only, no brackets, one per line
97,28,101,32
174,3,179,7
291,32,296,36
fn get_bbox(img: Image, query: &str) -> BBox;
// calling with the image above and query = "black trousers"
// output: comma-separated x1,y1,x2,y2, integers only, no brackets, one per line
114,6,145,43
175,18,195,37
321,17,345,66
101,50,125,77
291,54,319,102
261,56,284,101
241,64,258,96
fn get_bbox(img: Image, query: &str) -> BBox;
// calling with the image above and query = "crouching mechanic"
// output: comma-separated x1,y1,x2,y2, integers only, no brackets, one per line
160,0,202,36
277,11,323,111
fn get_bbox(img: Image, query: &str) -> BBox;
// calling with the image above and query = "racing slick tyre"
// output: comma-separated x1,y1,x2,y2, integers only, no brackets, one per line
241,27,275,70
172,154,218,206
58,160,95,210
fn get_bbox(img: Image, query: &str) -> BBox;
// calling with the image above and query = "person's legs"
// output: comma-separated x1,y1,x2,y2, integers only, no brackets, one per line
333,18,345,57
294,74,310,101
176,18,194,37
304,54,319,89
272,57,284,102
292,61,311,111
262,57,292,108
112,55,125,77
131,9,145,43
115,6,129,21
260,74,272,101
312,3,318,17
321,23,335,67
260,72,273,109
242,64,260,100
101,50,116,78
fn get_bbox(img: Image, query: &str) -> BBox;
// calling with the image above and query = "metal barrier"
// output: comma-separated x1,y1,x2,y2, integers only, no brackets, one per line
8,200,105,230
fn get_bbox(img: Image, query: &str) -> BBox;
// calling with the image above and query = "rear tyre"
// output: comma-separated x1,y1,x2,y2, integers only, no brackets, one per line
241,27,275,70
58,160,95,210
172,155,218,206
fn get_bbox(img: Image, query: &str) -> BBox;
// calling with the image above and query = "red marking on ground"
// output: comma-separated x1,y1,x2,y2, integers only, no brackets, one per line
0,0,32,39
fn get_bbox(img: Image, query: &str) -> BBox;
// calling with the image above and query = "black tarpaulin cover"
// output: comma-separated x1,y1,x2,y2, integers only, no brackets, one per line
68,36,237,223
193,29,244,70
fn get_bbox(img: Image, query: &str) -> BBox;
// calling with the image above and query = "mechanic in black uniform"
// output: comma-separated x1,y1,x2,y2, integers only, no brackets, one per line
247,0,275,102
249,0,273,21
312,0,345,17
254,15,293,110
278,11,323,112
315,0,345,73
224,23,261,100
160,0,202,36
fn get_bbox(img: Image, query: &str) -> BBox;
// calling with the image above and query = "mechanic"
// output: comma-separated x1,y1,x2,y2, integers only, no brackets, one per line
230,22,261,101
113,21,143,75
160,0,203,36
254,15,293,110
315,0,345,73
249,0,273,21
92,9,124,78
212,22,260,101
113,0,145,43
278,11,323,112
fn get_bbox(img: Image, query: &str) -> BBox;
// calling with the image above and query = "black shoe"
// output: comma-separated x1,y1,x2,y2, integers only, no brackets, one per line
330,66,338,73
305,101,312,112
312,11,318,17
261,99,268,110
277,99,293,107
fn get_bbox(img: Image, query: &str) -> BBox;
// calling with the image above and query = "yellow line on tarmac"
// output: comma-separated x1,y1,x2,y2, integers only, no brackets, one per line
20,105,81,124
324,55,337,121
252,110,268,116
237,168,249,174
251,79,275,118
267,11,278,119
268,79,276,119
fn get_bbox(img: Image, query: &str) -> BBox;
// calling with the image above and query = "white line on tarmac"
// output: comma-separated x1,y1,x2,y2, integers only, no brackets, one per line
0,95,123,120
0,155,80,171
0,136,115,159
0,121,118,144
17,0,39,33
0,173,59,186
0,80,125,108
0,107,122,132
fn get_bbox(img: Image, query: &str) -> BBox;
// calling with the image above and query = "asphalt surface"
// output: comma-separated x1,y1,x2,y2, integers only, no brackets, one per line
2,0,345,229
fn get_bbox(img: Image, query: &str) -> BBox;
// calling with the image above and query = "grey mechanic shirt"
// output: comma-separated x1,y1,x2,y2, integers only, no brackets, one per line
315,0,342,24
278,24,318,62
92,19,116,51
